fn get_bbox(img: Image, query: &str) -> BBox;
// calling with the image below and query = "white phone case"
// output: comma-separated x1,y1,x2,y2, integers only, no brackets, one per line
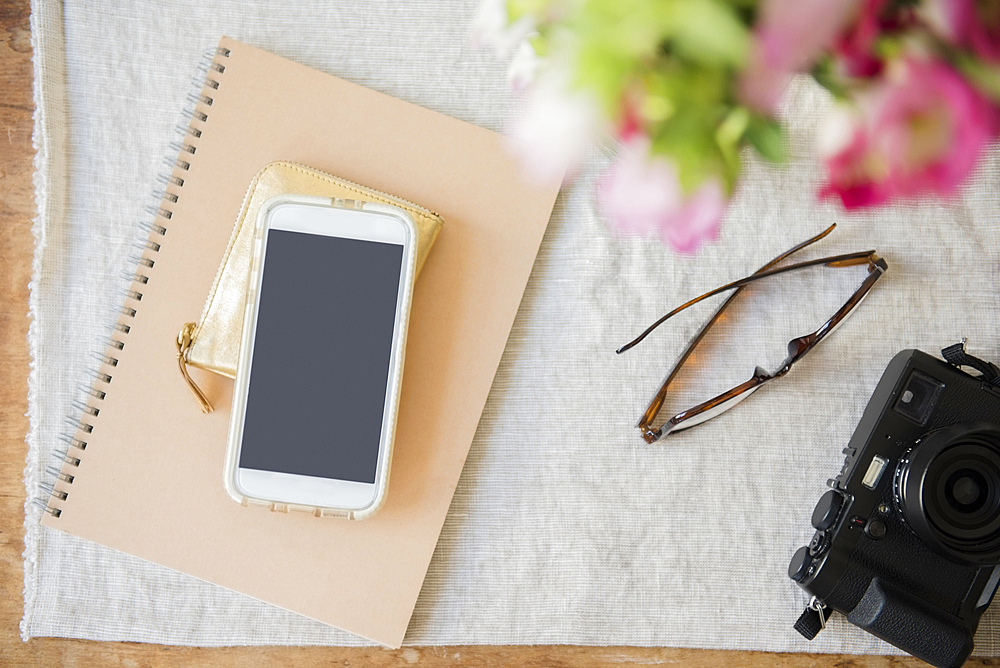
223,194,418,519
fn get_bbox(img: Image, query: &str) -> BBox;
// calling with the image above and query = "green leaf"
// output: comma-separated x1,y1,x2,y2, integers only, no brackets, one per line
507,0,550,23
745,115,787,163
528,33,547,57
956,54,1000,104
670,0,750,68
715,107,749,148
810,56,849,101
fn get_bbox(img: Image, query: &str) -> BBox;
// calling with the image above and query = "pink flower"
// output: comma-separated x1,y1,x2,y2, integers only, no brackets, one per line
834,0,892,78
819,57,999,208
740,0,860,111
661,179,728,253
598,137,726,253
818,116,894,207
921,0,1000,63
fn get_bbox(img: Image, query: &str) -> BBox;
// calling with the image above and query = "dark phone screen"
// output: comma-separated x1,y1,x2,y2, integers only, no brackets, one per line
238,229,404,483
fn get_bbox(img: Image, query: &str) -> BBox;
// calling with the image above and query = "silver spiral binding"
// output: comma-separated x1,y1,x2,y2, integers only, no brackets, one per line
46,465,75,483
120,288,144,302
63,413,93,431
166,156,191,172
154,187,180,203
81,384,106,401
57,434,87,451
84,364,114,383
145,204,173,220
127,253,155,269
36,44,231,519
39,482,68,501
158,172,185,188
170,140,196,155
184,108,208,124
187,92,214,108
70,400,99,418
121,269,149,285
55,451,82,467
32,499,62,517
176,125,202,140
92,352,118,367
139,238,162,253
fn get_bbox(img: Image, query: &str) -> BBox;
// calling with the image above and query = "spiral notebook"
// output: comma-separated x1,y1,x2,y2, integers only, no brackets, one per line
38,36,560,647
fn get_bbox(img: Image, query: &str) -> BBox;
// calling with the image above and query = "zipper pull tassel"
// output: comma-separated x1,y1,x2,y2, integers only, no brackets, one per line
176,322,214,413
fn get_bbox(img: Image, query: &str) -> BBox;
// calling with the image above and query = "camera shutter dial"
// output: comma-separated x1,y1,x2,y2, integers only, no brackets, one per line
812,490,845,531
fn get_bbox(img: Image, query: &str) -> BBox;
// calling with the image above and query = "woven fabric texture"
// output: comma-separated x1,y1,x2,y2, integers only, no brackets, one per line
23,0,1000,655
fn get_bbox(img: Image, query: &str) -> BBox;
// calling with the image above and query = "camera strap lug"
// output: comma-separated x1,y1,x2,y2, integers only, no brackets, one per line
942,339,1000,387
794,596,831,640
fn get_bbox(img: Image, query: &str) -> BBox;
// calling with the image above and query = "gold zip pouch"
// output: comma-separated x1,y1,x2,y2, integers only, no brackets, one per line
176,161,444,411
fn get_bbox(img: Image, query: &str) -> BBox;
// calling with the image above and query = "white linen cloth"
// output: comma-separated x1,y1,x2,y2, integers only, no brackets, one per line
23,0,1000,655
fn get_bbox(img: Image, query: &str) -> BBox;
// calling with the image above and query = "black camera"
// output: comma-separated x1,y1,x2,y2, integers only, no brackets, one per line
790,345,1000,668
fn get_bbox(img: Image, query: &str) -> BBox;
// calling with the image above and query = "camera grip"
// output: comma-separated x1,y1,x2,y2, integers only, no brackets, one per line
846,578,973,668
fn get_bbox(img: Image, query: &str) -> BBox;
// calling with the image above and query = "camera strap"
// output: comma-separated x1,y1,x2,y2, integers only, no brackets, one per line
942,341,1000,387
793,596,831,640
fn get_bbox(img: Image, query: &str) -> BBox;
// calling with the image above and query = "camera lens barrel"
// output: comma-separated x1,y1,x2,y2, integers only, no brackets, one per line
896,423,1000,566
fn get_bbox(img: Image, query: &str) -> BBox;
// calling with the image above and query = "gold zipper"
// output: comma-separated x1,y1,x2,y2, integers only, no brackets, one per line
176,321,214,412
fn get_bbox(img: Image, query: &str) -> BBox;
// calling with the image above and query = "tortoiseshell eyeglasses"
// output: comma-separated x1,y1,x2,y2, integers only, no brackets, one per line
617,224,887,444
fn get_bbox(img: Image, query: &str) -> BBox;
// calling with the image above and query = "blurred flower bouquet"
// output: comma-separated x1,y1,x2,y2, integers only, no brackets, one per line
476,0,1000,252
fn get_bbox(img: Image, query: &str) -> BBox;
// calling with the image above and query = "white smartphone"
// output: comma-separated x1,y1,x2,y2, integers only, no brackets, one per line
224,194,417,519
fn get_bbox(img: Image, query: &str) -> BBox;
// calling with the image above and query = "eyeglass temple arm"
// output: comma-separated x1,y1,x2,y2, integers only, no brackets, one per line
618,224,836,356
618,242,878,353
628,223,837,381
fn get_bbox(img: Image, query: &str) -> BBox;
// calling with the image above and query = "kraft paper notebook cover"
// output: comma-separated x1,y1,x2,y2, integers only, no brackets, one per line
40,36,560,647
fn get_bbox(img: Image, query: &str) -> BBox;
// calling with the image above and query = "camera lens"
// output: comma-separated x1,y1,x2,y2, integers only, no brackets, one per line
947,471,986,510
896,423,1000,565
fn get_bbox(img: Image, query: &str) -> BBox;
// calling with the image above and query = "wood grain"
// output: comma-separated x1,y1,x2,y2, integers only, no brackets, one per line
0,1,995,666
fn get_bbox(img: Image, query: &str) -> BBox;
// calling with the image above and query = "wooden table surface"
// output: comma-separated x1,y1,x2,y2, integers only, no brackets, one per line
0,2,996,667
